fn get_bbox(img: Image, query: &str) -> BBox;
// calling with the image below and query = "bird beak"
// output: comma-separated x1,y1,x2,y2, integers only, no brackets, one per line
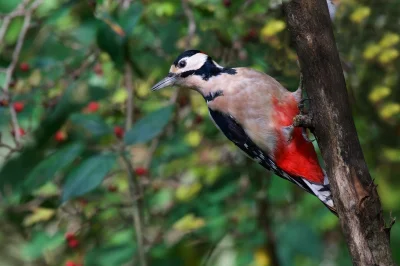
151,73,177,91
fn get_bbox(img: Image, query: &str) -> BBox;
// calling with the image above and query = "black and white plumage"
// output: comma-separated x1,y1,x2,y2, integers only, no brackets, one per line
151,50,336,214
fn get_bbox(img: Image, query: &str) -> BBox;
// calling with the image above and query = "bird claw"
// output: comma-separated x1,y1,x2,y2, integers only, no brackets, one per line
282,125,294,143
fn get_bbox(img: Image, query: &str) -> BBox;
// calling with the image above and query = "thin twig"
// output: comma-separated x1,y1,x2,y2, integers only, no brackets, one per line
123,58,147,266
125,62,134,129
121,153,147,266
181,0,196,47
70,50,99,79
2,11,32,144
0,0,29,42
239,0,255,13
0,0,42,42
0,0,42,146
120,0,133,9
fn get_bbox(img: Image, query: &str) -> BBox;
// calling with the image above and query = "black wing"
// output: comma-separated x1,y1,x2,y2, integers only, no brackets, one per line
208,108,314,193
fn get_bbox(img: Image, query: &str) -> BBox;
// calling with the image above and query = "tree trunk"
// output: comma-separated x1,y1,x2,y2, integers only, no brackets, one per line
283,0,395,265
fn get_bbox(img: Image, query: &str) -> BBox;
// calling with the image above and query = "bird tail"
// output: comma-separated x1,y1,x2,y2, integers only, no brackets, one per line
277,169,337,215
301,172,337,215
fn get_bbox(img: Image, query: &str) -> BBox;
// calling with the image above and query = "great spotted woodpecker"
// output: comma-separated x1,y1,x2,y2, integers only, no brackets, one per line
151,50,336,214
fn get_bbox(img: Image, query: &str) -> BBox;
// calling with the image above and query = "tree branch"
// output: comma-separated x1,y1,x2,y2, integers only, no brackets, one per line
283,0,395,265
125,62,134,129
121,152,147,266
181,0,196,48
255,175,281,266
1,0,42,146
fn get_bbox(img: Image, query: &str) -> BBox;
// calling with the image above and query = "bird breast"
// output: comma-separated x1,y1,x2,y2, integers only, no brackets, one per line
206,68,294,157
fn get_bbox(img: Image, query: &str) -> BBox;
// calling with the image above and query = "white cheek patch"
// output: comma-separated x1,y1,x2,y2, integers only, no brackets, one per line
177,53,208,73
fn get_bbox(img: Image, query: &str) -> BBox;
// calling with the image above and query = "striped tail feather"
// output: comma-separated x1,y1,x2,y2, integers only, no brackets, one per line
301,174,337,215
268,163,337,215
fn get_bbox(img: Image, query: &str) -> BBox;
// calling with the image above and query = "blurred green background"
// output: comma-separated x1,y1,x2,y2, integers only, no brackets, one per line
0,0,399,265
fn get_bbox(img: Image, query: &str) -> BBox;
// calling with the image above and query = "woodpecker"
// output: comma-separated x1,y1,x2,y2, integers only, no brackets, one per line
151,50,336,214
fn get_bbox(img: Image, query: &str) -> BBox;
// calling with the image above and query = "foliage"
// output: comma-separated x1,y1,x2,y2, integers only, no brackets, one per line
0,0,399,265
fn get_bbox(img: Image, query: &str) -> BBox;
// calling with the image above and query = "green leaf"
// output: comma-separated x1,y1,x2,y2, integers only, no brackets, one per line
85,243,135,266
96,3,141,69
5,17,23,45
0,83,85,192
96,14,126,68
22,231,64,260
0,0,21,13
277,221,322,266
119,2,143,36
24,142,85,192
62,154,116,202
124,105,174,145
70,114,112,139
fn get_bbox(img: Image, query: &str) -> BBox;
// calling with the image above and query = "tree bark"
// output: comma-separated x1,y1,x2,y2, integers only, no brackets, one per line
283,1,395,265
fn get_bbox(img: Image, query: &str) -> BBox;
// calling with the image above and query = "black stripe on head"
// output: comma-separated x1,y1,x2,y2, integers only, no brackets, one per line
173,50,201,66
180,56,237,81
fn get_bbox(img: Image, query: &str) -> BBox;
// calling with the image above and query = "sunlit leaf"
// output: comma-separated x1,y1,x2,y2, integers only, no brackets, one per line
350,6,371,23
23,208,55,226
5,17,23,45
173,213,205,231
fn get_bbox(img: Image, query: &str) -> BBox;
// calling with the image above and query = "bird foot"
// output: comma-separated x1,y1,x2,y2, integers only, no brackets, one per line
283,124,315,143
282,125,295,142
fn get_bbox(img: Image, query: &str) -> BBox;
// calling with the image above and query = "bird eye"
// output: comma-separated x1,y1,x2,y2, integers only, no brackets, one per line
178,60,186,68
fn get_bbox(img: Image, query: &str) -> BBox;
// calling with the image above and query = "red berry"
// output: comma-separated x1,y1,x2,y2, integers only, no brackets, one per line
194,115,204,124
9,80,16,87
243,28,258,42
65,232,75,241
0,99,9,107
19,62,30,72
78,198,88,206
68,238,79,248
11,128,25,137
108,184,118,192
223,0,231,7
55,131,67,142
93,63,103,76
134,167,148,176
85,101,99,113
13,102,24,113
114,126,124,139
248,28,258,38
65,261,76,266
178,95,189,107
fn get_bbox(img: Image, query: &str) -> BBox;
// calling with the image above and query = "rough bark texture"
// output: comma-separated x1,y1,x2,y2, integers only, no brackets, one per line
283,0,395,265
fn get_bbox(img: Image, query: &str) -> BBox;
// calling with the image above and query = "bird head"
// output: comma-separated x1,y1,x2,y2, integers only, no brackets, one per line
151,50,225,92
